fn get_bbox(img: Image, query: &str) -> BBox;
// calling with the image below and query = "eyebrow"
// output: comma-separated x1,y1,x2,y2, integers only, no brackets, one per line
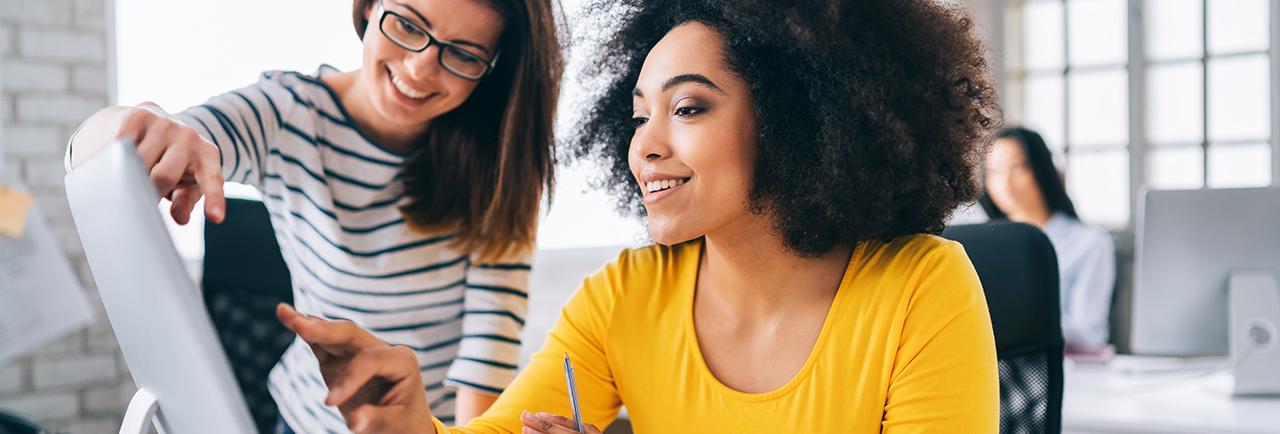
632,73,725,97
393,2,495,55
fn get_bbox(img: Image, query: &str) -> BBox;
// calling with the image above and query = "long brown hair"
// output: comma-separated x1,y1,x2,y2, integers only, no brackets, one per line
352,0,562,262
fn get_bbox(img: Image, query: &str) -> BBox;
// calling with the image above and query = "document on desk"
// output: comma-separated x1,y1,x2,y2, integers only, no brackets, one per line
0,203,94,364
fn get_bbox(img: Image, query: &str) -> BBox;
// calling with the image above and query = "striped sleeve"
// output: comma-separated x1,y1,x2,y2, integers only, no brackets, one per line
173,73,291,188
443,247,534,395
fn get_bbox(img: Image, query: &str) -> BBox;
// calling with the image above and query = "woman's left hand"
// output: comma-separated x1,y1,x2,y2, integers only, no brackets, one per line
519,410,604,434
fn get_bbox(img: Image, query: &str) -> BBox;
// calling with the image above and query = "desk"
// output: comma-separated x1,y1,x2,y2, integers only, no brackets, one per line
1063,361,1280,433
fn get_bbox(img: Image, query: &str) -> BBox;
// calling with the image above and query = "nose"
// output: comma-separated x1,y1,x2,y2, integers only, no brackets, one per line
402,45,442,81
630,119,672,162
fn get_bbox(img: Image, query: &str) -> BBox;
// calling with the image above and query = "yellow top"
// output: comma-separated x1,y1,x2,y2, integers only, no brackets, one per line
436,235,999,433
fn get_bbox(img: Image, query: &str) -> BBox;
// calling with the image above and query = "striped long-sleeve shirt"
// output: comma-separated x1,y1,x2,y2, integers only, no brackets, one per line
175,65,531,431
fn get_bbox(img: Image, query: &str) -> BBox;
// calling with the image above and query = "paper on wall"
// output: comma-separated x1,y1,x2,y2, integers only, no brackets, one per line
0,204,95,365
0,186,33,238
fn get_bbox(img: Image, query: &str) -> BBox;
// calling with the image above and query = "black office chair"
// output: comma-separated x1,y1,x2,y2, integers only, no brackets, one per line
0,411,43,434
203,198,296,434
944,222,1064,434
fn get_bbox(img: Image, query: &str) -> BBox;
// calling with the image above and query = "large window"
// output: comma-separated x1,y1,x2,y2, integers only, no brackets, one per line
1145,0,1272,189
1006,0,1276,228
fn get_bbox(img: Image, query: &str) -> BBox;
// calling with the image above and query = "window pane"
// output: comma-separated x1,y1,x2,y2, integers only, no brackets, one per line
1023,1,1065,71
1146,0,1203,60
1208,55,1270,142
1067,149,1130,226
1068,0,1127,66
1069,69,1129,147
1208,0,1269,54
1207,143,1271,187
1146,146,1205,190
1147,62,1203,145
1024,74,1067,150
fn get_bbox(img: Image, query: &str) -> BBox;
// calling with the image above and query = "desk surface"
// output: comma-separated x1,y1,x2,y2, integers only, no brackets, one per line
1064,361,1280,434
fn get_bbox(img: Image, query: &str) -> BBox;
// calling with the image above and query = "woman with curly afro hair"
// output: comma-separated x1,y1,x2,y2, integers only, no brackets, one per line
276,0,1003,432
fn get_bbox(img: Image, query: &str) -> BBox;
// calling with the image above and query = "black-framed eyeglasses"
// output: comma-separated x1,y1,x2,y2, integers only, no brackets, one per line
376,1,500,81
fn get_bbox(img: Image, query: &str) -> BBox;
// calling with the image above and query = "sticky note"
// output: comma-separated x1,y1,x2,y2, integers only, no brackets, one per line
0,186,34,238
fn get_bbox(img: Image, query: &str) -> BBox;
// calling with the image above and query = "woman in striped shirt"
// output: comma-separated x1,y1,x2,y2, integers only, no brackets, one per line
66,0,562,431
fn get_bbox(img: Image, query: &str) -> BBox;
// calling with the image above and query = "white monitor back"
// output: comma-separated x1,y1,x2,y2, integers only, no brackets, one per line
1132,186,1280,355
65,140,255,433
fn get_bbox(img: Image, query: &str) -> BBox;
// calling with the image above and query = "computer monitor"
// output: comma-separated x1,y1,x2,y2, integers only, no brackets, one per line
65,140,256,433
1131,186,1280,356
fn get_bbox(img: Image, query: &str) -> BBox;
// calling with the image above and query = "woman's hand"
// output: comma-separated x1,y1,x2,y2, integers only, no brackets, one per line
120,103,225,224
519,410,604,434
276,304,438,434
72,102,226,224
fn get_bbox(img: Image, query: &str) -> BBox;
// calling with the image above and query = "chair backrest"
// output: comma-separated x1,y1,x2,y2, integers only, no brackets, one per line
203,198,294,434
0,411,42,434
943,222,1064,434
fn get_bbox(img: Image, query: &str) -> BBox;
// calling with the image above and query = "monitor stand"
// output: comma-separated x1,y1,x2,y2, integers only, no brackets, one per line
1229,270,1280,396
119,388,162,434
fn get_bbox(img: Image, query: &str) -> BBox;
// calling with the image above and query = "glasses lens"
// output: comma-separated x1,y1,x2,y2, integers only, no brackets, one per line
381,13,429,50
442,46,490,79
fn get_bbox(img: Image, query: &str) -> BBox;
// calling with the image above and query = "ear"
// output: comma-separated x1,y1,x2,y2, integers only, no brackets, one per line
362,0,381,40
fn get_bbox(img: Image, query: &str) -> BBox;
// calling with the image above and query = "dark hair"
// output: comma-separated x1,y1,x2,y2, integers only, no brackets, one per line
979,126,1079,220
352,0,563,261
567,0,1000,257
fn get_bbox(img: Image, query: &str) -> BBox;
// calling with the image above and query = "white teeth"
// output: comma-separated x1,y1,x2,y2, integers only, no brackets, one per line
645,178,686,193
391,73,429,99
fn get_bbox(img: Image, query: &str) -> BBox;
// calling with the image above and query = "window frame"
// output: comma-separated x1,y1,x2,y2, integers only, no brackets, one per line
1000,0,1280,231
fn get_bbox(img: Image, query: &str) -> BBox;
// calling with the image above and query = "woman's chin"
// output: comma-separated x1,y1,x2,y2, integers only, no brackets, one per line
374,103,429,126
646,222,700,247
369,94,440,127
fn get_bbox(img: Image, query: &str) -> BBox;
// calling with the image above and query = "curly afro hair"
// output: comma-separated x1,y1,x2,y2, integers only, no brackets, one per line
567,0,1001,257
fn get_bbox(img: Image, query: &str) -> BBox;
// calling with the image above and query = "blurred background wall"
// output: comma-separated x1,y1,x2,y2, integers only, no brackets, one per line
0,1,136,433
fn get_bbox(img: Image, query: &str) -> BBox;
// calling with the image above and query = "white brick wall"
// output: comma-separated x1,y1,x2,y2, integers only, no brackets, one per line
0,364,25,395
0,1,73,27
32,355,117,390
1,24,13,56
71,65,105,94
17,94,103,124
1,60,67,92
0,392,80,421
2,125,63,157
0,0,134,432
17,28,103,63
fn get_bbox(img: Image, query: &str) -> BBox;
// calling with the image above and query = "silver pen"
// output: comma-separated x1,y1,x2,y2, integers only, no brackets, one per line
563,352,585,433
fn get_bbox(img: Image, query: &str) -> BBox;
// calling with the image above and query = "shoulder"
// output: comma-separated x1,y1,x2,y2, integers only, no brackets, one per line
596,241,694,286
613,241,693,273
578,240,698,305
259,69,311,93
856,234,985,315
1053,216,1116,257
255,68,338,108
860,234,970,275
1050,214,1112,242
1079,221,1115,251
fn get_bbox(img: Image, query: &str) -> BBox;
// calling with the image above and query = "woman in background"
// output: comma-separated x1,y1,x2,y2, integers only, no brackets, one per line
981,126,1117,351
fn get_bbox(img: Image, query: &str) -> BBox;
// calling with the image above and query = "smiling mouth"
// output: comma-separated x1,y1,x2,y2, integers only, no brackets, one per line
387,67,431,100
645,177,691,194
